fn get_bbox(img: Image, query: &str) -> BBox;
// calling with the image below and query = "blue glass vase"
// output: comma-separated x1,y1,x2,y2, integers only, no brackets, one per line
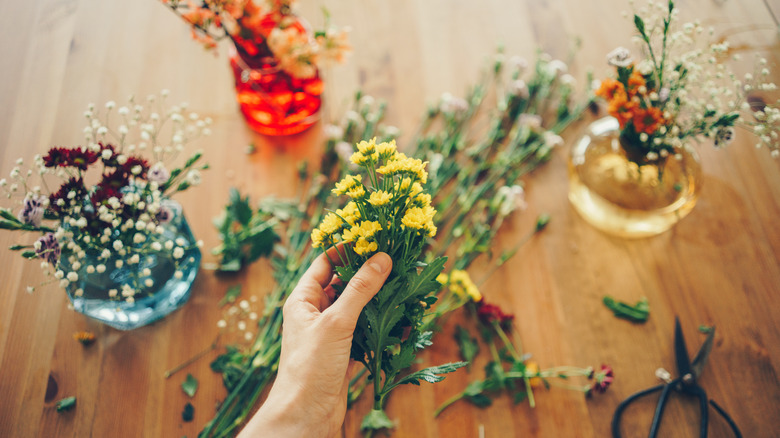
63,202,201,330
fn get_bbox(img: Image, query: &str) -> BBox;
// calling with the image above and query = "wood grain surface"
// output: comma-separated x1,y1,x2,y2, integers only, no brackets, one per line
1,0,779,437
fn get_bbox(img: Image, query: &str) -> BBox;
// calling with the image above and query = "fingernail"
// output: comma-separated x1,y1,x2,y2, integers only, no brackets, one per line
367,252,391,274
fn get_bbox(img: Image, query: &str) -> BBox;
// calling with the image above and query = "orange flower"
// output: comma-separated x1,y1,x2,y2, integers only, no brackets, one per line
607,93,638,127
627,70,646,95
596,79,625,101
632,106,665,135
525,361,543,388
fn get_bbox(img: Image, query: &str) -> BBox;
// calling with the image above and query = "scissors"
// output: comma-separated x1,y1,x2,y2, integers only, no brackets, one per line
611,318,742,437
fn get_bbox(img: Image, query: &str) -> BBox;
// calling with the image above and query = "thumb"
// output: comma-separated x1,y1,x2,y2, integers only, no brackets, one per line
326,252,392,328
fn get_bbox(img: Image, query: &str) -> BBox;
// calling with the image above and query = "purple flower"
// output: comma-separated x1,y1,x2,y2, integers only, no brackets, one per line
35,233,60,266
148,162,170,184
156,204,174,224
18,195,45,227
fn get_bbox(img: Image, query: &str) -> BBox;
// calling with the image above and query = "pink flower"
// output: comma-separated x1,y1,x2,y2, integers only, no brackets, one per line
590,364,614,394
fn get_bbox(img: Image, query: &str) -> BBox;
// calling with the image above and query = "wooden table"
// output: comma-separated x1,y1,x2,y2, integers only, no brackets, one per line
1,0,779,436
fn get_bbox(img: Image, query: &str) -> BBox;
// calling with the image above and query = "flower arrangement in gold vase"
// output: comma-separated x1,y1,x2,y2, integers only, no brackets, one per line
569,0,779,238
162,0,351,135
0,91,211,330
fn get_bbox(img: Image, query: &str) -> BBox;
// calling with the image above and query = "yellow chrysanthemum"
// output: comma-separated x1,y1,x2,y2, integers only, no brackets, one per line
350,138,380,166
332,174,363,196
413,193,432,207
319,212,343,235
336,201,361,226
410,182,423,197
354,238,378,255
311,228,325,248
368,190,393,206
376,153,428,184
436,273,449,284
376,139,398,159
357,220,382,238
343,220,382,243
401,207,429,229
346,185,366,199
425,222,437,237
449,270,482,302
356,138,377,155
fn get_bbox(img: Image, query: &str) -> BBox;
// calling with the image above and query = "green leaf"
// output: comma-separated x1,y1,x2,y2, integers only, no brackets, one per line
228,188,253,226
389,344,416,372
513,390,528,404
414,331,434,350
360,409,395,431
184,152,203,169
21,251,37,259
483,361,507,391
390,256,447,308
181,373,198,398
603,295,650,322
716,112,740,127
0,208,19,222
463,380,486,397
395,361,468,386
8,245,27,251
634,14,647,39
535,213,551,231
182,402,194,422
0,219,25,230
56,396,76,413
455,325,480,369
218,285,242,307
468,393,493,407
217,259,241,272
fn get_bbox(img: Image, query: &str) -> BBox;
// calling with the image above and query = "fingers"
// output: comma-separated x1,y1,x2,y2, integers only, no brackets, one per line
286,245,347,311
325,252,392,328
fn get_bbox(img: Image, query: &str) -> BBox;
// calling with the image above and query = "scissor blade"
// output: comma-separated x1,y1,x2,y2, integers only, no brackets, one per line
674,317,693,377
691,326,715,379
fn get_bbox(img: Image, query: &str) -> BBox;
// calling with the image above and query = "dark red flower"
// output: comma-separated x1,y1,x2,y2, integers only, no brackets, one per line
99,170,129,193
42,147,98,170
477,300,515,328
68,147,99,171
42,147,73,168
121,156,149,178
590,364,614,394
90,182,121,207
48,178,87,214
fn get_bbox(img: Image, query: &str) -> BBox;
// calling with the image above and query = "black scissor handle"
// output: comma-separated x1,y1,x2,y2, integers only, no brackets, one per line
709,399,743,438
611,383,666,438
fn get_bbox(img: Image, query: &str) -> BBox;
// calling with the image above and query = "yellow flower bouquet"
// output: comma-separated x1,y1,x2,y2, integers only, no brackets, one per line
312,138,466,430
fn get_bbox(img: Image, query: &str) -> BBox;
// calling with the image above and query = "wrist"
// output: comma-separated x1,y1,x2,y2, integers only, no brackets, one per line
238,380,323,438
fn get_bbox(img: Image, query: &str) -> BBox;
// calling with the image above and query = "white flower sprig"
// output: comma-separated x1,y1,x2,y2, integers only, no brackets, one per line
0,91,210,301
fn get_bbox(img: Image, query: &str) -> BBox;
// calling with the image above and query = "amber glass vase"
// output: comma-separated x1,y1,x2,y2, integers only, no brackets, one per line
568,117,703,238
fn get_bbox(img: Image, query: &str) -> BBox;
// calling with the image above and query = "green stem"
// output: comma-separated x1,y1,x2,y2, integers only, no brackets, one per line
434,391,466,417
493,322,521,362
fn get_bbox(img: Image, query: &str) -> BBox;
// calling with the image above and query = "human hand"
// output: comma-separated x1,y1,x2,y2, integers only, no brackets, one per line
238,247,392,438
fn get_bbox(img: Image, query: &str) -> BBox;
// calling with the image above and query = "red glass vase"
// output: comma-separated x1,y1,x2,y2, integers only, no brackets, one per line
229,40,322,136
